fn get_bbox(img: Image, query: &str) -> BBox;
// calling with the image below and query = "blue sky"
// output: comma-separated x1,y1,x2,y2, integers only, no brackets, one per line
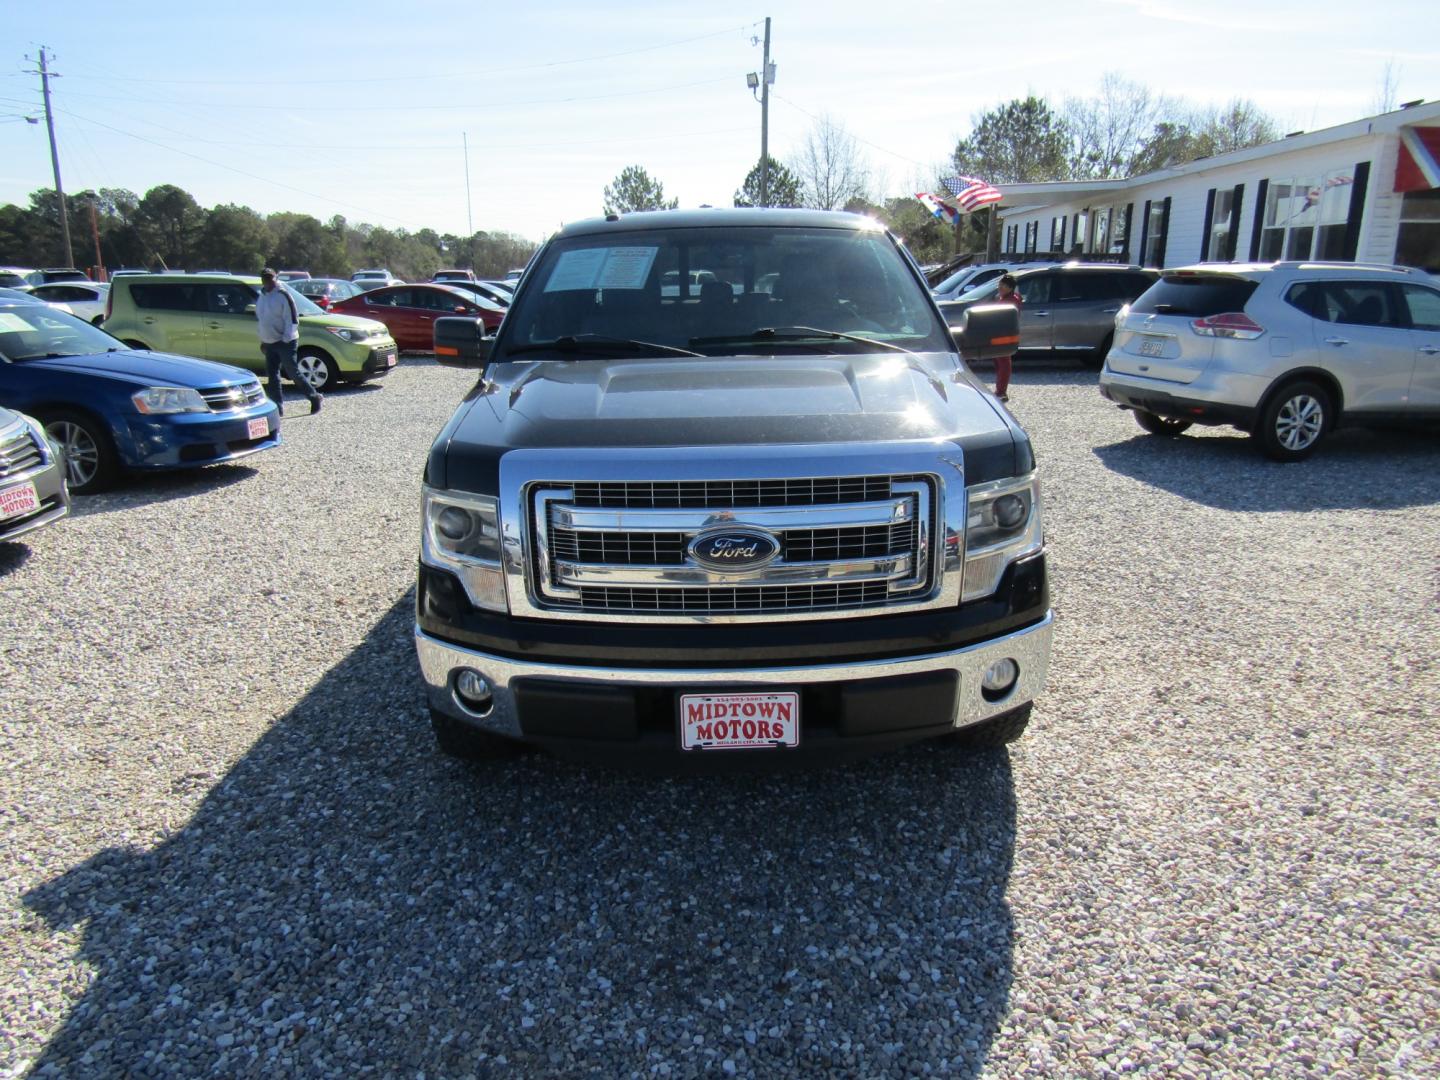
0,0,1431,242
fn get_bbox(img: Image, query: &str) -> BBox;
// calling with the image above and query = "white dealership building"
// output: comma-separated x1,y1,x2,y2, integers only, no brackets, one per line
991,100,1440,274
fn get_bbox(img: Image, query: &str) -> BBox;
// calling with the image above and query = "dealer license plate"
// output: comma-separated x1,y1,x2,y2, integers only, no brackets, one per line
247,418,269,439
1138,337,1165,357
0,481,39,521
385,352,397,367
679,691,800,751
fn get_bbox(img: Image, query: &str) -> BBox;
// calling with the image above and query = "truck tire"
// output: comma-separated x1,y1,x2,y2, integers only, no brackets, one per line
429,707,523,761
949,703,1032,749
1134,409,1192,437
1255,379,1330,462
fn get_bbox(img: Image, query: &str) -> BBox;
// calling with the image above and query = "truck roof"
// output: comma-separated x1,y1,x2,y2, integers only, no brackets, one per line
558,207,884,238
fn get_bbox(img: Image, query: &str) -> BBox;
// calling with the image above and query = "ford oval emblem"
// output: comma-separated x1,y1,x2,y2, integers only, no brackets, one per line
688,528,781,572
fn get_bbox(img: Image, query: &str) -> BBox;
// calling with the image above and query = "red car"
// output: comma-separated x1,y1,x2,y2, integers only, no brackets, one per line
329,284,503,351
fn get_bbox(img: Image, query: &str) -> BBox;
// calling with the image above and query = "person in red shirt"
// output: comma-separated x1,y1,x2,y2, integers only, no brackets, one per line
992,273,1022,402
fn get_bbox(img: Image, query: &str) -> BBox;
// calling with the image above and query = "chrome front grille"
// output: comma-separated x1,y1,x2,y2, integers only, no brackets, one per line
570,476,893,508
531,475,934,617
199,382,266,411
0,423,42,480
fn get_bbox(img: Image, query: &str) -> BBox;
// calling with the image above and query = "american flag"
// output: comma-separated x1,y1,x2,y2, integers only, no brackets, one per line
915,192,960,226
941,175,1003,212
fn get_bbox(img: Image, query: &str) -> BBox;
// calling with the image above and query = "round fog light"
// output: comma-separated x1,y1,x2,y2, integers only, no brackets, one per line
981,658,1019,701
453,668,493,715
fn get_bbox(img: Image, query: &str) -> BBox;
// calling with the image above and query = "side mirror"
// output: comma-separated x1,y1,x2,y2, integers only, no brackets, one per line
434,315,491,369
950,303,1020,362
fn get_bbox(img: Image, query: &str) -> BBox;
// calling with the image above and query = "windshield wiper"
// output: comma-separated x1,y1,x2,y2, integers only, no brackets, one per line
692,326,914,355
506,334,703,358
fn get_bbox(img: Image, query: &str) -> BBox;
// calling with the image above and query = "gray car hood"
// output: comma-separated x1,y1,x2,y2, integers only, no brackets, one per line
435,352,1029,490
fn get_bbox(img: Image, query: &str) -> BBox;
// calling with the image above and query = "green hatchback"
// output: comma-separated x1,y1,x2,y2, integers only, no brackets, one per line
102,273,398,391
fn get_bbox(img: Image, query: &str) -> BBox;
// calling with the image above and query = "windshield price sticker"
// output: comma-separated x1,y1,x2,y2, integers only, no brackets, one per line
596,247,658,290
545,246,659,292
0,481,39,521
680,691,800,751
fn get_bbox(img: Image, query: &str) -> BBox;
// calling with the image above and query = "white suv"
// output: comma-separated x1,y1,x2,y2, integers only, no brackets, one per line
1099,262,1440,461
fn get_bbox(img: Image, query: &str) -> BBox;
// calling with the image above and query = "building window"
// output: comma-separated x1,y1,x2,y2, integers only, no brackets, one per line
1110,206,1128,257
1024,221,1038,254
1092,208,1110,257
1050,216,1066,253
1205,188,1236,261
1260,171,1354,260
1143,202,1166,266
1396,189,1440,273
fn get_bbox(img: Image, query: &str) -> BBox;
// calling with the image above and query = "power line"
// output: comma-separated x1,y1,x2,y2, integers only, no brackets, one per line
48,73,741,112
58,23,757,86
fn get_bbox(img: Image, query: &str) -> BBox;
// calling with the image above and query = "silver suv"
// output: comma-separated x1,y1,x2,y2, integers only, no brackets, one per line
1099,262,1440,461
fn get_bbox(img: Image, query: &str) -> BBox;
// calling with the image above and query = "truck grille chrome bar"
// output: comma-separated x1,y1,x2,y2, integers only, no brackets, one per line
530,476,932,617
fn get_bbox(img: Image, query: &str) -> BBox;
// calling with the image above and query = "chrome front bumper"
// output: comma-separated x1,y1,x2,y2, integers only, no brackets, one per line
415,611,1052,740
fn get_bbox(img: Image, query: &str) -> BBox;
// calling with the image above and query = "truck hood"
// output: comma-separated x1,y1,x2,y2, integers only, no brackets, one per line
435,352,1031,490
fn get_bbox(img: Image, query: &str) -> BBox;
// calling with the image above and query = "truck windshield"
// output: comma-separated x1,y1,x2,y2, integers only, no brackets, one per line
496,225,952,359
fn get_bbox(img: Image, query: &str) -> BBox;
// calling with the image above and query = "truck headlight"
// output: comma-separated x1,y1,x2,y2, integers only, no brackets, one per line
421,486,506,612
132,386,208,414
962,473,1042,602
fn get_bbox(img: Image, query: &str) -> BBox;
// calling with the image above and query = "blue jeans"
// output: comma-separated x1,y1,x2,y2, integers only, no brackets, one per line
262,339,318,410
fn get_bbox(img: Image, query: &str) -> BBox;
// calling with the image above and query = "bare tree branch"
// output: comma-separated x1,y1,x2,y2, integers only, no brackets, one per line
794,115,870,211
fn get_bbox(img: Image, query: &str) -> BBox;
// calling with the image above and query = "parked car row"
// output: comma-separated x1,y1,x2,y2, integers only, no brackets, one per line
0,259,515,540
101,273,398,392
5,240,1436,557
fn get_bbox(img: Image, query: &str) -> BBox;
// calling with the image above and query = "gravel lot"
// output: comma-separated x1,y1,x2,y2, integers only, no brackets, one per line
1,357,1437,1078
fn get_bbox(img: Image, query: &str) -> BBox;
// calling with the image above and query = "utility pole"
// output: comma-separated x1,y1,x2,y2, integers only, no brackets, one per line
88,199,104,279
462,132,474,237
34,48,74,268
759,17,771,207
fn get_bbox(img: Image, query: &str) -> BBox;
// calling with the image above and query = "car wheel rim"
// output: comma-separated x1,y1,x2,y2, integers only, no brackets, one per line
1276,395,1323,451
297,355,326,389
51,421,99,487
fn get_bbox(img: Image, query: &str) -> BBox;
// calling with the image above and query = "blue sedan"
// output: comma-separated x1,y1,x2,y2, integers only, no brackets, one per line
0,302,280,493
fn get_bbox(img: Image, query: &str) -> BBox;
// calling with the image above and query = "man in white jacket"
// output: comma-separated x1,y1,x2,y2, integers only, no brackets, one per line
257,267,321,416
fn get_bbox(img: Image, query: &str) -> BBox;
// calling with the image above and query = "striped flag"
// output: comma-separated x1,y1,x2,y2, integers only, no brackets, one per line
915,192,960,225
941,175,1003,212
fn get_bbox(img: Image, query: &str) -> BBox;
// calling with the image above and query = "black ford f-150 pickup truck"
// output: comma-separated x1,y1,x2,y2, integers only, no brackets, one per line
416,208,1051,766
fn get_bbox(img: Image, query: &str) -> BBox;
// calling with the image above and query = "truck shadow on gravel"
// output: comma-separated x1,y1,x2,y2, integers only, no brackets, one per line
23,595,1017,1078
1094,428,1440,511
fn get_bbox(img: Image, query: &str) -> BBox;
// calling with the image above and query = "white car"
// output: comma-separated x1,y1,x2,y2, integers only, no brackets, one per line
351,269,402,291
932,262,1040,302
25,281,109,324
1099,261,1440,461
0,266,41,289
